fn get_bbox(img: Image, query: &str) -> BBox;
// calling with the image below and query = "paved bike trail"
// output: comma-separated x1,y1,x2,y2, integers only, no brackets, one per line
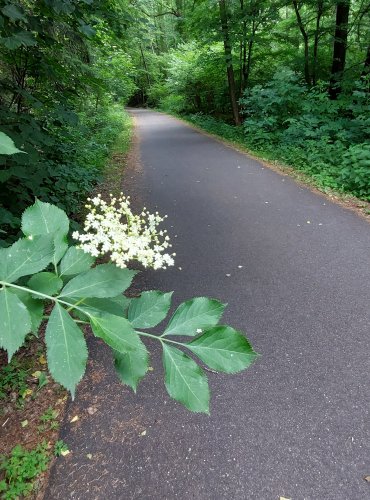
46,109,370,500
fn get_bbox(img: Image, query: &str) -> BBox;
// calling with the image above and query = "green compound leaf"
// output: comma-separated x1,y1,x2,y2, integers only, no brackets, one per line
59,246,95,277
162,344,210,413
45,303,88,399
0,235,54,283
22,199,69,265
0,288,31,360
59,264,137,299
187,326,258,373
28,272,63,297
0,131,25,155
163,297,226,337
128,291,173,329
11,289,44,334
114,340,149,392
90,312,143,354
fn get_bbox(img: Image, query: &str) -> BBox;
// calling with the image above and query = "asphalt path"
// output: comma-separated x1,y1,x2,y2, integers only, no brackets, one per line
46,109,370,500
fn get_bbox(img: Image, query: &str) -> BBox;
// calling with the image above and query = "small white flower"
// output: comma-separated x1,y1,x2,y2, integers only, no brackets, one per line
196,329,202,334
72,193,175,270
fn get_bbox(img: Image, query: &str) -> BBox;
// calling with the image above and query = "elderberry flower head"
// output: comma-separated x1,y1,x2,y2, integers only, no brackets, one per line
72,193,175,269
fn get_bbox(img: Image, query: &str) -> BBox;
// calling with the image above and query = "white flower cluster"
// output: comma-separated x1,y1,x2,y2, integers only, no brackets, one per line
72,193,175,270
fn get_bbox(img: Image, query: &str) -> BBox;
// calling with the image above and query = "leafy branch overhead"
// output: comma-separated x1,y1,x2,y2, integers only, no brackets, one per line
0,199,258,413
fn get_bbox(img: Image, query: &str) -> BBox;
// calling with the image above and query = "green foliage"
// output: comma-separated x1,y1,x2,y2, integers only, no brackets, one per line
0,199,258,413
0,359,29,403
0,442,49,499
239,72,370,199
0,0,135,240
54,440,69,457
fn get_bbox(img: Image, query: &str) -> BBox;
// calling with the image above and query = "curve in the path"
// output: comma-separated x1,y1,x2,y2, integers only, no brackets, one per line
46,109,370,500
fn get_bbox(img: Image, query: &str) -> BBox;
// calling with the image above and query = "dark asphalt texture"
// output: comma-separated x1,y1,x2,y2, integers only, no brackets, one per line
46,109,370,500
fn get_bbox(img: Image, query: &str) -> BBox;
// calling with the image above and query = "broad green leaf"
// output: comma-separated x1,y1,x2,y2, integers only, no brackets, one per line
45,303,87,398
1,5,27,22
1,31,37,50
0,288,31,360
59,264,137,299
128,291,173,328
162,344,209,413
53,233,68,264
0,235,54,283
22,199,69,236
22,200,69,265
90,312,142,354
11,289,44,334
114,340,149,392
59,246,95,277
163,297,225,337
75,296,131,318
28,272,63,297
188,326,258,373
0,132,25,155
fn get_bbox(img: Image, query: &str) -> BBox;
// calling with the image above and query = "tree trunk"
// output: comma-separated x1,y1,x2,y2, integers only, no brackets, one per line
239,0,246,95
219,0,241,125
244,21,255,90
329,0,350,99
312,0,324,85
361,45,370,77
292,0,311,86
140,45,151,87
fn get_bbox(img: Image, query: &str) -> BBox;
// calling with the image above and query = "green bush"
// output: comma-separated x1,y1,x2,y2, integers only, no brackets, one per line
0,443,49,499
0,106,130,243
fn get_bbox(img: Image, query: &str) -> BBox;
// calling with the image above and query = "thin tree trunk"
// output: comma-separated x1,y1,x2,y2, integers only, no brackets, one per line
292,0,311,86
219,0,241,125
312,0,324,85
239,0,246,95
361,45,370,77
140,45,151,87
244,38,253,88
329,0,350,99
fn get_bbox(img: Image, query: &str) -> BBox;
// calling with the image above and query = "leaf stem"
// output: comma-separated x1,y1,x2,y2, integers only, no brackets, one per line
136,330,186,347
0,281,86,314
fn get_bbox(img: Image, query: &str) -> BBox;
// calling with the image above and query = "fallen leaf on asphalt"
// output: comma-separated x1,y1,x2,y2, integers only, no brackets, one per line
86,454,93,460
279,497,291,500
70,415,79,423
140,430,147,436
61,449,70,457
148,367,154,371
226,273,231,277
363,475,370,482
